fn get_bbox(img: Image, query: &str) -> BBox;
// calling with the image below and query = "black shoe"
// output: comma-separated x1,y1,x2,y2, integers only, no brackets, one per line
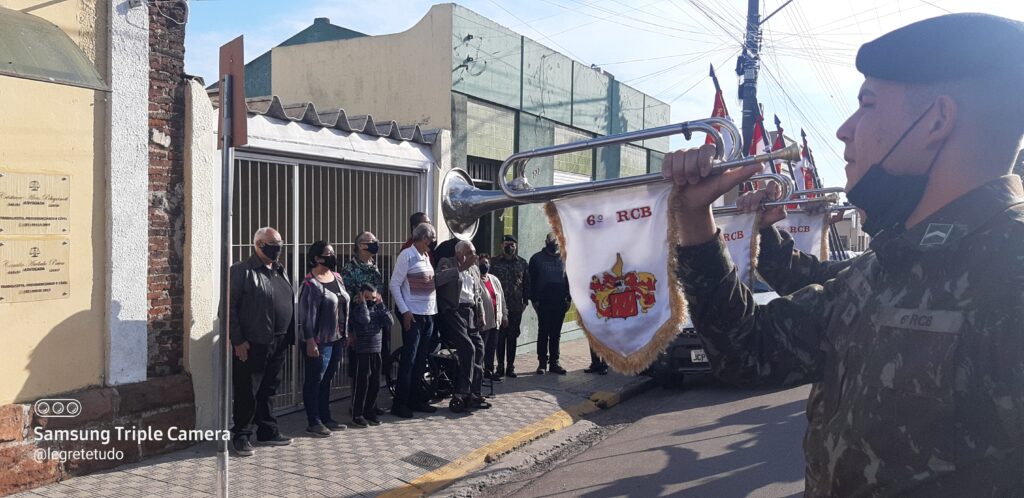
506,368,518,378
257,434,292,446
305,424,331,438
391,405,414,418
496,366,505,377
323,419,346,431
366,417,382,426
548,364,568,375
411,403,438,413
351,417,369,428
535,367,545,375
597,365,609,375
375,407,387,416
232,438,255,457
469,395,492,410
584,365,601,374
489,372,504,382
449,395,470,414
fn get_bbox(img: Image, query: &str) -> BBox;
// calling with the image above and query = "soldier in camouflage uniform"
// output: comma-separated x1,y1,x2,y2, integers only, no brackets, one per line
489,235,531,378
664,14,1024,496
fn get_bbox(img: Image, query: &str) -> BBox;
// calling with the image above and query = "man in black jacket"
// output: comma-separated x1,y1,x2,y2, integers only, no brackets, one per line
229,226,294,456
528,232,570,375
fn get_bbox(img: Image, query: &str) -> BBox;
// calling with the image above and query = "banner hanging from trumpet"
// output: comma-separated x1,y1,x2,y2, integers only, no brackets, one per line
776,211,830,261
544,182,686,374
712,211,762,289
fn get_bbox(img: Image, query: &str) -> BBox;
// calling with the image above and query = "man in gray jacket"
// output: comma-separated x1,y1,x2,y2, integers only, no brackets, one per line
435,240,489,413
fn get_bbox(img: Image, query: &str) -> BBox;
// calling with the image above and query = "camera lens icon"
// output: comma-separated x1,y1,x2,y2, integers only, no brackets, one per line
34,399,82,418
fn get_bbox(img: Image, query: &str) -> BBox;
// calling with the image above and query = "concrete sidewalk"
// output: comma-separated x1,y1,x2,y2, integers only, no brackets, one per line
13,339,653,498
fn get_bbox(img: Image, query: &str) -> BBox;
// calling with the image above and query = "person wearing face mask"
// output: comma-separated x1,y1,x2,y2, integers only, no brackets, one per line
341,231,389,414
476,254,508,381
228,227,295,456
400,212,437,266
389,223,440,418
528,233,571,375
298,241,351,437
490,235,531,378
348,283,393,428
663,14,1024,495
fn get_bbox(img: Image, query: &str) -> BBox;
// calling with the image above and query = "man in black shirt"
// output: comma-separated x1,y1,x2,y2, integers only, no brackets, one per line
228,226,295,456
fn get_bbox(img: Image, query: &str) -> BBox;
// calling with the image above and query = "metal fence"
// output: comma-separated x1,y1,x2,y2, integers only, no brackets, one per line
232,153,424,413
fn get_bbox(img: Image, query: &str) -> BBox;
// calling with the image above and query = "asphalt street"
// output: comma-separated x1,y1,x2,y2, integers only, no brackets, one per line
496,379,812,498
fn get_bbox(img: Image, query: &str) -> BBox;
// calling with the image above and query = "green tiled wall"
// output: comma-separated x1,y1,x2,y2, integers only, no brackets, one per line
466,99,516,161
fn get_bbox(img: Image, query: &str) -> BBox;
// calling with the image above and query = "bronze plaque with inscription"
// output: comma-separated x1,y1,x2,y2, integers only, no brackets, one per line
0,238,70,303
0,171,71,235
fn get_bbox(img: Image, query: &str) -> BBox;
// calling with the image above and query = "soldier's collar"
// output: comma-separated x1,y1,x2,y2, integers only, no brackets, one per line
899,175,1024,251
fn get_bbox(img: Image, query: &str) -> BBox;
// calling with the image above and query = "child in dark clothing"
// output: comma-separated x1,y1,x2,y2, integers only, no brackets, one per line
349,283,393,427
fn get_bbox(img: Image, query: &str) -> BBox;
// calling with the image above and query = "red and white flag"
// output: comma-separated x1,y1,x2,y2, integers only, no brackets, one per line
707,64,735,207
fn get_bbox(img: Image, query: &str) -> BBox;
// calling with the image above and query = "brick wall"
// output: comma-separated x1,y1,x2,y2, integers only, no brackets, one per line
148,3,187,377
0,375,195,495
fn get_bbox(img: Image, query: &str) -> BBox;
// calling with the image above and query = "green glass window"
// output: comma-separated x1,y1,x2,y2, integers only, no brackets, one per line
0,6,107,91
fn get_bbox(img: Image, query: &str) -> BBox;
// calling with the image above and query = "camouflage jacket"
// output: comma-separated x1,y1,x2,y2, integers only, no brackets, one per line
340,257,384,301
490,254,531,316
676,176,1024,496
755,227,856,295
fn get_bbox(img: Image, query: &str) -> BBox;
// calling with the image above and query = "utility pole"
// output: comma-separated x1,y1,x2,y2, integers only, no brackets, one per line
737,0,761,152
736,0,792,152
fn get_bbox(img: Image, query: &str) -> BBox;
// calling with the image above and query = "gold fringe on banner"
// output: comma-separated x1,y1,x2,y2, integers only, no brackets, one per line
542,190,690,375
819,211,830,261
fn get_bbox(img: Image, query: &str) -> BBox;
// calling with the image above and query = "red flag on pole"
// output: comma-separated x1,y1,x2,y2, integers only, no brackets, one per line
706,64,731,146
771,114,789,178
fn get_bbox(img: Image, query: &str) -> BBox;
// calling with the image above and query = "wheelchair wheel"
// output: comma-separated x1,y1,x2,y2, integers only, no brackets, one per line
386,345,441,401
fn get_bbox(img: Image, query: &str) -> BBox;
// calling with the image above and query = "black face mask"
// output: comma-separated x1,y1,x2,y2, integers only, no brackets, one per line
364,242,380,255
479,262,490,275
846,102,945,238
261,243,282,261
319,254,338,270
503,245,515,256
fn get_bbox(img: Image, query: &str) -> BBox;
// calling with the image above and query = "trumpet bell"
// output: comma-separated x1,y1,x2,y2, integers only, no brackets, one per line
442,168,527,240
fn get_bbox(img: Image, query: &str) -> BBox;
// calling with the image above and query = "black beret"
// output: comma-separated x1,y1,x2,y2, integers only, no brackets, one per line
856,13,1024,83
503,234,518,243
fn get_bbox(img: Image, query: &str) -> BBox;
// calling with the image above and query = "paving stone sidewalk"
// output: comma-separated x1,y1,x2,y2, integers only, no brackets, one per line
13,338,651,498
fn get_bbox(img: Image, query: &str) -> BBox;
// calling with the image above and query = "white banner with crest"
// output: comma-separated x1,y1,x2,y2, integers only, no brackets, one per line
544,182,686,374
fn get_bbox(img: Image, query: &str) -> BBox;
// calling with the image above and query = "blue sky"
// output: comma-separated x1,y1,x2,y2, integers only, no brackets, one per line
185,0,1023,188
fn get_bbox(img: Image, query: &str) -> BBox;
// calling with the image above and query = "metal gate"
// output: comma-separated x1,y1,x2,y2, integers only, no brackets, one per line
232,153,424,412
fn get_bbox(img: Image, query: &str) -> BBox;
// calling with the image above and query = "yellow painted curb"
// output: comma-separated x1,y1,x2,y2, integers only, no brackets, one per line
588,391,621,409
378,399,602,498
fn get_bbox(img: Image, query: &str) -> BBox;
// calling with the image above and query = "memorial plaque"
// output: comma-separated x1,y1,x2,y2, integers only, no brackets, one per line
0,238,70,303
0,171,71,235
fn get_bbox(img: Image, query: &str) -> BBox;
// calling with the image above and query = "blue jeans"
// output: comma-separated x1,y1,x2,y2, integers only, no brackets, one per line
302,340,342,427
395,314,434,409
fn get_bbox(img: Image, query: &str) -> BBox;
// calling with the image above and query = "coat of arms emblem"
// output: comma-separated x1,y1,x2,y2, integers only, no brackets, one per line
589,253,657,320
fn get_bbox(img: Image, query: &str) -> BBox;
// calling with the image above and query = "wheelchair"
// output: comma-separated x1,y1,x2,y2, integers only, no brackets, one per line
384,332,493,407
